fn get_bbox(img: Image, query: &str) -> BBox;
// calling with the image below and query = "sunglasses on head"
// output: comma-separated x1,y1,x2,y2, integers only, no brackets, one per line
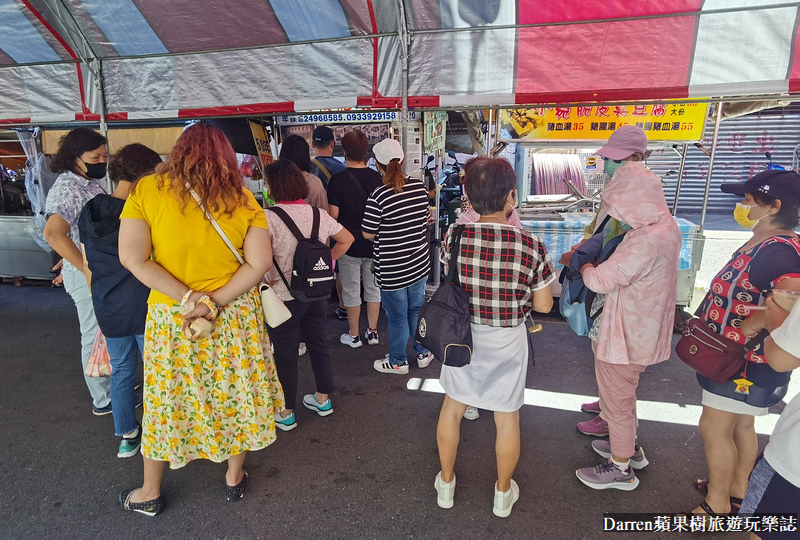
601,157,623,164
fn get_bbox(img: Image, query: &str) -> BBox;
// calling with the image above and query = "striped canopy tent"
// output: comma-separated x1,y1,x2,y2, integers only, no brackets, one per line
1,0,800,124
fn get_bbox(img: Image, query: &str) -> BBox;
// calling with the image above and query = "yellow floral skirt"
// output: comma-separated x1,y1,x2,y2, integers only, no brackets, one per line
141,288,284,469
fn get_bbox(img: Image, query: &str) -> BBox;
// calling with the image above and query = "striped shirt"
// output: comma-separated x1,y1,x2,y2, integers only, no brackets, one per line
362,177,430,290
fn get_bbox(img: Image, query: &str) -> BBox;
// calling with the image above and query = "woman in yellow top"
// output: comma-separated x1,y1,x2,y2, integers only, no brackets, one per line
118,124,284,516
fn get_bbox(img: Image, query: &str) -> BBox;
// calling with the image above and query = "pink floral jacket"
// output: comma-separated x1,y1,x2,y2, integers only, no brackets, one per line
582,162,681,366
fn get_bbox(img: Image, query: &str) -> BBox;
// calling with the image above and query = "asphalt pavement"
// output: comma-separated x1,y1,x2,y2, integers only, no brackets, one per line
0,280,787,540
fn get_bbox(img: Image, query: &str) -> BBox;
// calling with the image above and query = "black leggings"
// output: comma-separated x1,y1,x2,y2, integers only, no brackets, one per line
268,299,334,410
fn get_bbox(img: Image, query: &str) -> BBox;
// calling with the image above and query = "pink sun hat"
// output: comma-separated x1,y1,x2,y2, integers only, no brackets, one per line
595,125,648,160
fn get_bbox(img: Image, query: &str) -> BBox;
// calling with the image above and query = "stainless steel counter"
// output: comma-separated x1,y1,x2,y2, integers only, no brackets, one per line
0,215,52,279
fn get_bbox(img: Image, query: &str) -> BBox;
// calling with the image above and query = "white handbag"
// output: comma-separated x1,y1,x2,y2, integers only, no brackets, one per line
188,186,292,327
259,283,292,327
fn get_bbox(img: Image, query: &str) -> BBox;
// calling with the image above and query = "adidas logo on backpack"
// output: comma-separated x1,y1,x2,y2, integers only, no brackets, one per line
268,206,335,303
313,257,330,271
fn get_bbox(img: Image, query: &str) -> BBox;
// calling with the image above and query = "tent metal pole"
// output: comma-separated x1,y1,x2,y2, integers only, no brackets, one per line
700,103,724,231
485,109,493,154
91,58,108,139
671,143,688,215
397,0,410,162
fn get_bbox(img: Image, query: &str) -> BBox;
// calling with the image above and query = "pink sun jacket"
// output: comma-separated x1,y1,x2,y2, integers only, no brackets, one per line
581,162,681,366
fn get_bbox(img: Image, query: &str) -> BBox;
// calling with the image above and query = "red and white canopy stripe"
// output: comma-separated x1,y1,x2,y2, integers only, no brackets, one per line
1,0,798,124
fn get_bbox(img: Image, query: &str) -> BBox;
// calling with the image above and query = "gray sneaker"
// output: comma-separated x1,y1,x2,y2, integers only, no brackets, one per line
576,459,639,491
591,440,649,469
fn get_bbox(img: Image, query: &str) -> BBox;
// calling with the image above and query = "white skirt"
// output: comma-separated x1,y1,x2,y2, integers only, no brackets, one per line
439,322,528,412
701,390,769,417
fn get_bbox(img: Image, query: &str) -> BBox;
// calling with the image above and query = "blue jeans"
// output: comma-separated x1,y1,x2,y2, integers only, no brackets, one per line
105,334,143,436
381,277,429,366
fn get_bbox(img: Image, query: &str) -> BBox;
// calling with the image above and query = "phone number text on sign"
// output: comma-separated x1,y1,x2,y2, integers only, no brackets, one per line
279,111,418,125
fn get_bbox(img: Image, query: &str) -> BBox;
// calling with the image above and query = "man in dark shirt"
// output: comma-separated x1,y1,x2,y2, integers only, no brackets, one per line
327,130,383,348
310,126,348,319
310,126,346,190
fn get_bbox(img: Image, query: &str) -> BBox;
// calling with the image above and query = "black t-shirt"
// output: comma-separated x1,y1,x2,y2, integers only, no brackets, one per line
327,167,384,258
748,242,800,291
78,195,150,337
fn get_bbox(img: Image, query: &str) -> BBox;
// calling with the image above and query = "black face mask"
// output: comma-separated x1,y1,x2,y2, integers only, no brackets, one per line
80,158,107,180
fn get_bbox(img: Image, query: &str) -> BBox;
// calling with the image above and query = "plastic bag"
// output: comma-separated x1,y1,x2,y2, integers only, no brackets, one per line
85,328,112,377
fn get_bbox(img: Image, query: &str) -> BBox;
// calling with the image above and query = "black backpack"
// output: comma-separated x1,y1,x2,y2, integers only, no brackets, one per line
267,206,335,302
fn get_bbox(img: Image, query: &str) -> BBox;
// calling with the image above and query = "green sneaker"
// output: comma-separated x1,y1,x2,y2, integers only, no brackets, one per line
302,394,333,417
118,426,141,458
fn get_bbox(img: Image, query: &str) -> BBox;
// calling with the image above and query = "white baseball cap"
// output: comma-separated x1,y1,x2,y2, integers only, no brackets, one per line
373,138,404,165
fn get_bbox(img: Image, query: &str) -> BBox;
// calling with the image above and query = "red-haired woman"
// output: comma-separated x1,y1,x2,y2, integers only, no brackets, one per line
118,124,284,515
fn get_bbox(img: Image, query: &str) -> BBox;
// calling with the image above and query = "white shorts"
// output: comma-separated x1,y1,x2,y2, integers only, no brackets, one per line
338,254,381,307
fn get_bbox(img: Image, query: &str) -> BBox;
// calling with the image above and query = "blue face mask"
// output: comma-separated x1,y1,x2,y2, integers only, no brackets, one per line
603,157,625,178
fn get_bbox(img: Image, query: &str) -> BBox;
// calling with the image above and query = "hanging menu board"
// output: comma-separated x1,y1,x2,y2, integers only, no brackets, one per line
500,103,707,143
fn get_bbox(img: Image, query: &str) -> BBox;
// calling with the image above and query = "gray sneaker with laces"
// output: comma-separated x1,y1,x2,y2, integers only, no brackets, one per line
576,459,639,491
591,439,649,469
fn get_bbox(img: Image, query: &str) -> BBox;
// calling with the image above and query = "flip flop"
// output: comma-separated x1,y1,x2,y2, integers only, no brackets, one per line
730,496,743,515
693,478,743,514
684,499,725,520
693,477,709,495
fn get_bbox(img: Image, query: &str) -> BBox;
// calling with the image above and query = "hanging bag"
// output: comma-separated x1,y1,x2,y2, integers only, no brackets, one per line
187,186,292,327
85,328,112,377
558,215,622,336
415,225,472,367
675,298,767,384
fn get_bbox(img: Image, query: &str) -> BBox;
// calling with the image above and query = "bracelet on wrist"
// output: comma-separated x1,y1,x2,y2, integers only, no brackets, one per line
180,289,194,307
197,295,220,319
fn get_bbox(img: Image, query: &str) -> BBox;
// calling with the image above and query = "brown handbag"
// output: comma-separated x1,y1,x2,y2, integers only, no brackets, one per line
675,318,763,384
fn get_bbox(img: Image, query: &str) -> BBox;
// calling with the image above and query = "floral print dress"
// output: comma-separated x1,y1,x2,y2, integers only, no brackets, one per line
141,289,284,469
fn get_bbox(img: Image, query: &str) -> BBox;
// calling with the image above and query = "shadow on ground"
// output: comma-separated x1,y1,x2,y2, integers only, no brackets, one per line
0,284,757,539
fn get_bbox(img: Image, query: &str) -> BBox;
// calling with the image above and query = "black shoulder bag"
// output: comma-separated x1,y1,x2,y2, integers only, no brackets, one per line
415,225,472,367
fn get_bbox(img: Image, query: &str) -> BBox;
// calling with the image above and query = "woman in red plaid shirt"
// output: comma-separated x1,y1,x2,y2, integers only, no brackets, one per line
434,157,555,518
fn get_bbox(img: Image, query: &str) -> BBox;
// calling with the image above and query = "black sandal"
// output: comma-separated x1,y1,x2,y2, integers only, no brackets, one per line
697,500,721,517
225,470,248,502
693,478,742,515
118,488,164,517
693,477,709,495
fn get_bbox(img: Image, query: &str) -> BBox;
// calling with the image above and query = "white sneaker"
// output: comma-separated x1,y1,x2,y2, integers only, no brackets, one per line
493,479,519,518
434,472,455,509
340,333,362,348
373,358,409,374
298,342,307,356
463,406,480,421
416,351,434,368
364,329,379,345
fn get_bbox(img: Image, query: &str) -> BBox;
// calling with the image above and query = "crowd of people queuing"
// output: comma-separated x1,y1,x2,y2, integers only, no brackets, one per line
43,122,800,533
